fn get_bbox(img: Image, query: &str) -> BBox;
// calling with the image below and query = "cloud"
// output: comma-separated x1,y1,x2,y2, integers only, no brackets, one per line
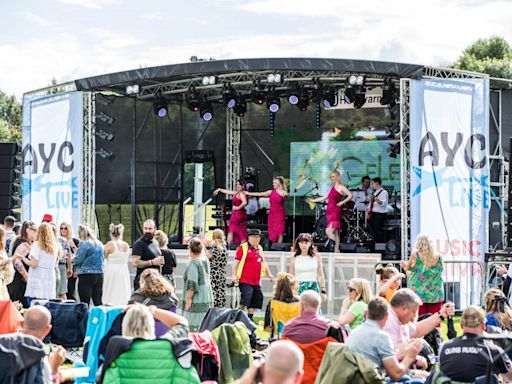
88,28,144,49
57,0,120,9
15,11,50,27
141,12,164,21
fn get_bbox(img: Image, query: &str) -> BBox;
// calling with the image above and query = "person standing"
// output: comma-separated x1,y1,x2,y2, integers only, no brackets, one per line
20,222,59,303
3,215,16,253
52,223,71,300
0,226,14,300
401,234,444,316
207,228,227,308
289,233,326,299
131,219,164,290
59,222,80,301
214,180,248,245
73,224,104,306
245,176,288,244
308,171,352,252
102,223,131,306
154,230,177,286
8,221,37,307
367,177,388,243
232,229,274,321
182,238,214,331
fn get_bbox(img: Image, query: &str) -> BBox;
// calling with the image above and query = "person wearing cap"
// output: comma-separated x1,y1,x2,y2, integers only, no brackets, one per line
232,229,274,320
41,214,53,223
439,305,512,382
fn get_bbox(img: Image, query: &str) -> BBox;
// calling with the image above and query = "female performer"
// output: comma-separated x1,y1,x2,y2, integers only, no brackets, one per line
214,180,248,245
245,176,288,244
308,171,352,252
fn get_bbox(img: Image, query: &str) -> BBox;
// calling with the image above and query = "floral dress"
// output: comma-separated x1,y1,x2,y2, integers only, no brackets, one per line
407,253,444,304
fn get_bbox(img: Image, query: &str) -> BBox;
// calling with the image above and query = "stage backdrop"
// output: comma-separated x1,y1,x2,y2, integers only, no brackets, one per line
410,78,489,306
21,92,83,228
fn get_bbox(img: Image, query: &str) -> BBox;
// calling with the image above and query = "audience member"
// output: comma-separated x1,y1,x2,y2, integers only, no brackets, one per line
281,290,335,344
3,215,16,251
439,305,512,382
7,221,36,307
131,219,164,290
236,340,304,384
232,229,274,320
154,230,177,286
129,268,178,310
182,238,213,331
102,223,131,306
338,278,372,330
207,228,227,307
375,264,403,303
52,223,71,300
59,222,80,301
73,224,104,306
484,288,512,332
20,222,59,303
264,272,299,337
348,297,423,381
0,226,14,300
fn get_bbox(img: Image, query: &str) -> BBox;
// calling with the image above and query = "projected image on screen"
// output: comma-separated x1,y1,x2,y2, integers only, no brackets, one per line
290,139,400,197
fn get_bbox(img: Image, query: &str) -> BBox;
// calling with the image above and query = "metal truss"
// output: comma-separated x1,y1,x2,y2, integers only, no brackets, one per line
423,66,487,80
226,109,241,192
400,79,411,260
23,82,77,98
82,92,96,229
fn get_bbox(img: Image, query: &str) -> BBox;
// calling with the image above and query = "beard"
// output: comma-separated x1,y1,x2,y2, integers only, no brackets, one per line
143,232,154,240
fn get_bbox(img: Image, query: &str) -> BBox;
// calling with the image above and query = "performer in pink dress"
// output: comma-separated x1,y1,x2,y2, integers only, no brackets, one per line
309,171,352,252
214,180,248,245
245,176,288,243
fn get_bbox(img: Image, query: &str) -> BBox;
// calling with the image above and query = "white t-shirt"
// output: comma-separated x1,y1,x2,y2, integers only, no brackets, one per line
294,255,318,282
372,188,389,214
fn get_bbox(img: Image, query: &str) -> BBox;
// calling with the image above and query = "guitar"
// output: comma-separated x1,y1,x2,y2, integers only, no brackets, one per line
365,190,383,221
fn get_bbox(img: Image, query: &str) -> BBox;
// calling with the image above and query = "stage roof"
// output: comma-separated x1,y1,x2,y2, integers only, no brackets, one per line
74,57,425,93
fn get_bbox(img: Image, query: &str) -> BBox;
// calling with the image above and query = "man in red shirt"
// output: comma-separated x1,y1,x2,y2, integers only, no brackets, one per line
232,229,274,320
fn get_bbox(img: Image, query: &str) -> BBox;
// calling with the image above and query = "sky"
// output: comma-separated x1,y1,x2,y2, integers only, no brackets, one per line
0,0,511,99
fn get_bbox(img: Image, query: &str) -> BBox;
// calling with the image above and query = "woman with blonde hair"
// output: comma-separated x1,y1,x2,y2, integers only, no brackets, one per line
73,224,104,306
401,234,444,316
154,230,177,285
338,278,372,330
102,223,131,306
485,288,512,331
20,222,59,303
59,221,80,300
0,226,15,300
207,228,227,307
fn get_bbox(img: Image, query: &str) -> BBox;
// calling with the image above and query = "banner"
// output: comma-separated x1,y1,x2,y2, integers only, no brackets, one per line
410,78,489,305
22,92,83,228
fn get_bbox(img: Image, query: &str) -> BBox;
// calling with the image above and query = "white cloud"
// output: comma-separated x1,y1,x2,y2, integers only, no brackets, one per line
15,11,50,27
141,12,164,21
57,0,120,9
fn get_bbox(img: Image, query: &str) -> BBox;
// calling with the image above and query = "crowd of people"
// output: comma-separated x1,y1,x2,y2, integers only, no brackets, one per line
1,212,512,383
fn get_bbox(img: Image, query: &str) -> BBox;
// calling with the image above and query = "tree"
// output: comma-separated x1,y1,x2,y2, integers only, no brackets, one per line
453,36,512,79
0,90,22,143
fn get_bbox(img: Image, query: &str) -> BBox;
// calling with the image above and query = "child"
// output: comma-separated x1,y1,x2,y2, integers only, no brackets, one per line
375,264,404,303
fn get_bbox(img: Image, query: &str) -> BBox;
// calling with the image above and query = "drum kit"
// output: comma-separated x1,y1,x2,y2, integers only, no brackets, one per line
307,188,373,243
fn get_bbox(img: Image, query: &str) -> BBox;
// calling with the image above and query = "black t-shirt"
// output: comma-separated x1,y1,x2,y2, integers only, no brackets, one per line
132,237,161,277
440,333,511,382
161,249,177,275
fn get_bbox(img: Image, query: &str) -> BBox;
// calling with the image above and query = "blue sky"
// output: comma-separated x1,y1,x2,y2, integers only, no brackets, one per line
0,0,511,98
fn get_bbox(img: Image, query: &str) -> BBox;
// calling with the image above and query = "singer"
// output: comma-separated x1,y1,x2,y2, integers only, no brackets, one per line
214,180,248,245
308,171,352,252
245,176,288,243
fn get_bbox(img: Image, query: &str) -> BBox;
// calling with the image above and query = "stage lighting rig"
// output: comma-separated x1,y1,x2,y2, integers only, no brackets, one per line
348,75,365,86
353,88,367,109
388,142,400,158
288,88,300,105
153,98,168,118
126,84,139,95
233,99,247,117
187,93,200,112
380,79,397,106
96,128,114,141
96,148,115,160
386,122,400,136
202,76,216,86
297,89,309,111
252,88,265,105
200,102,213,121
322,88,337,108
267,73,282,83
223,89,237,109
267,94,280,113
96,112,115,125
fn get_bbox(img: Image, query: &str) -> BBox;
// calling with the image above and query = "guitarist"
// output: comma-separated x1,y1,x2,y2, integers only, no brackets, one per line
366,177,388,243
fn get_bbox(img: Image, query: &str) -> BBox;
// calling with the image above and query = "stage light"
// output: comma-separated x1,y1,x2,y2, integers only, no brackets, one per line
348,75,357,85
267,95,280,113
187,94,200,112
202,76,216,86
356,75,365,86
233,99,247,117
353,88,367,109
96,148,115,160
96,128,114,141
380,79,397,106
297,97,309,111
200,102,213,121
126,84,139,95
96,112,115,125
288,94,299,105
386,122,400,136
252,89,265,105
322,89,337,108
267,73,282,83
96,94,114,106
223,89,237,109
388,142,400,158
344,86,356,103
153,98,168,118
385,103,399,120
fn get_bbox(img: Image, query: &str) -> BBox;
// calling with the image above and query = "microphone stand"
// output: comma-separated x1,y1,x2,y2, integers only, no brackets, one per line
292,188,297,247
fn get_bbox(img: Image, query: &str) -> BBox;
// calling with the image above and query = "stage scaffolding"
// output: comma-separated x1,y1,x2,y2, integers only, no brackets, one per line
82,92,96,229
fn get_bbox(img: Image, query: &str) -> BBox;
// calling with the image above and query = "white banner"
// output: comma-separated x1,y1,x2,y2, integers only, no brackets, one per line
410,78,489,305
21,92,83,228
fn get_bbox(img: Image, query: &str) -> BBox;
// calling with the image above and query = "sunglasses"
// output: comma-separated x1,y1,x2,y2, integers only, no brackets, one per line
60,227,68,230
347,287,356,292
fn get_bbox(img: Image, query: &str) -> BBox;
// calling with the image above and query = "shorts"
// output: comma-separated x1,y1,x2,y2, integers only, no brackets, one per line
239,283,263,309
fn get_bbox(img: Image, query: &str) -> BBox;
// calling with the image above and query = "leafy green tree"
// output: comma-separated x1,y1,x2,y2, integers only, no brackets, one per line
0,90,22,143
453,36,512,79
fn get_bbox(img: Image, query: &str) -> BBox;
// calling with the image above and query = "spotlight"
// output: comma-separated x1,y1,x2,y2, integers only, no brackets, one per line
96,94,114,106
322,89,337,108
288,89,299,105
385,103,399,120
296,88,309,111
386,122,400,136
202,76,216,86
96,148,115,160
388,142,400,158
353,88,367,109
223,89,237,109
96,128,114,141
187,93,200,112
356,75,365,86
153,98,168,118
380,79,397,106
233,99,247,117
126,84,139,95
348,75,358,85
200,102,213,121
267,73,282,83
252,89,265,105
96,112,114,125
344,86,356,103
267,95,280,113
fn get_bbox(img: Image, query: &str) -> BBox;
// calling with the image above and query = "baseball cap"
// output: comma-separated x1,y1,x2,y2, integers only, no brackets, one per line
42,213,53,223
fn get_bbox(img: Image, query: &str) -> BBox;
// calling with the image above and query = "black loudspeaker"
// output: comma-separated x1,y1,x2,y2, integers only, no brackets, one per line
0,143,21,218
270,243,292,251
339,243,358,252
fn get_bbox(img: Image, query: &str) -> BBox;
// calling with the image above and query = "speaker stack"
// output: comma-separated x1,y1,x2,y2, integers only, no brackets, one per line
0,143,21,221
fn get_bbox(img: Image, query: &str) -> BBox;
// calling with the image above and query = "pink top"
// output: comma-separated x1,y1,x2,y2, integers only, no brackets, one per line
383,307,417,349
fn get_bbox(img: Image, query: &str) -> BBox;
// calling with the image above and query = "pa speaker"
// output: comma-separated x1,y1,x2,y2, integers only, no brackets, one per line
270,243,292,251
